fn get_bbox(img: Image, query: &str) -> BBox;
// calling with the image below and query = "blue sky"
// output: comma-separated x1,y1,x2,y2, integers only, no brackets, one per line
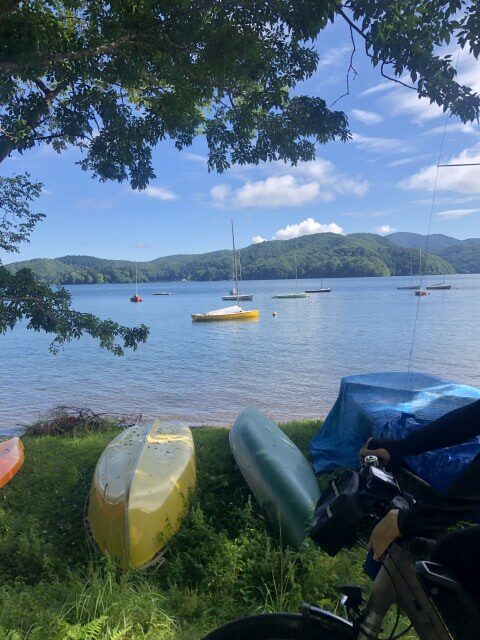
3,19,480,263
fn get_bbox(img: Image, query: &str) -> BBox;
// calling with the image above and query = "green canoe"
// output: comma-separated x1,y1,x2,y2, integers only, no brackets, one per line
230,408,320,548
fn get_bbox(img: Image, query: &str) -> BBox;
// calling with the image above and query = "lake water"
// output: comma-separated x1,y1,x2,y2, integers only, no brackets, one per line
1,275,479,434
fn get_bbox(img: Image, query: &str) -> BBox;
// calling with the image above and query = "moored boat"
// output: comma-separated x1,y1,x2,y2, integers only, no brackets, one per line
272,292,309,299
88,421,196,570
426,283,452,290
222,294,253,301
192,305,259,322
194,221,259,321
130,263,142,302
415,289,429,296
272,252,309,299
0,436,25,489
304,288,331,293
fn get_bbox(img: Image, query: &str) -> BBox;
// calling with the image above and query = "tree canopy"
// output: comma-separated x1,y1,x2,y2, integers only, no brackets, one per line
0,0,479,351
1,1,479,185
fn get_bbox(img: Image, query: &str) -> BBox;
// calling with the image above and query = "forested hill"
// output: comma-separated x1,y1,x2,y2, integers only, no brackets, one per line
5,233,456,284
387,232,480,273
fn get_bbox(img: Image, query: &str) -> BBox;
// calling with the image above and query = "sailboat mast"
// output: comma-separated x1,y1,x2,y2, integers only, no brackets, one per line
135,262,138,295
231,220,239,304
294,252,298,291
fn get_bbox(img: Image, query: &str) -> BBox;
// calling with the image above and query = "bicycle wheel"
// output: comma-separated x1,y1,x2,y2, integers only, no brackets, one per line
201,612,354,640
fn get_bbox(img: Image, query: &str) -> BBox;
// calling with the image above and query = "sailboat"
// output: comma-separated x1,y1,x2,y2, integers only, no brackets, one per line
427,274,452,290
222,244,253,301
272,252,309,299
192,222,259,322
305,275,331,293
130,263,143,302
397,252,420,290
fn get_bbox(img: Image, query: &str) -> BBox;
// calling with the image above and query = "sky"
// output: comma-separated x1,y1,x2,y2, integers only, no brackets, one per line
3,19,480,263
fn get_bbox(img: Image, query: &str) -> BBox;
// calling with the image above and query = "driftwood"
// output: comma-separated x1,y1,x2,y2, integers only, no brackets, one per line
26,405,141,436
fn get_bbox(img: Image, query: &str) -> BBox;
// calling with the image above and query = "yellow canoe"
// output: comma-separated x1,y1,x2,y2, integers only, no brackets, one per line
0,436,24,490
88,421,196,570
192,306,260,322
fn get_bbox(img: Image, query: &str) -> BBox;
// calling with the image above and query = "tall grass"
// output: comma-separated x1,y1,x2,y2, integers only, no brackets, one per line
0,421,372,639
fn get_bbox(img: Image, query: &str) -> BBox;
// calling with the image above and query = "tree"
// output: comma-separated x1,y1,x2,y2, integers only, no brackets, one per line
0,173,148,354
0,0,479,350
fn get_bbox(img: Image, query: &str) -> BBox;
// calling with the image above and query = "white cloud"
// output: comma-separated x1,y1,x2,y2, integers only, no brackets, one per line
273,218,344,240
360,81,392,97
184,152,207,163
400,146,480,194
387,154,433,168
142,185,178,201
375,224,397,234
318,46,350,67
386,90,444,123
210,159,368,209
351,133,410,155
133,242,149,248
351,109,384,125
436,208,480,220
252,235,267,244
423,123,480,137
76,196,117,209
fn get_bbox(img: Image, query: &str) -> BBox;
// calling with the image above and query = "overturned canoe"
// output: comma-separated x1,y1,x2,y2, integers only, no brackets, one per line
230,408,320,548
88,421,196,569
0,437,25,489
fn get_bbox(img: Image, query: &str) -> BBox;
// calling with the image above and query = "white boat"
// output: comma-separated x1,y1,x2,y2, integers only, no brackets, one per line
193,222,259,321
222,245,253,301
272,252,309,299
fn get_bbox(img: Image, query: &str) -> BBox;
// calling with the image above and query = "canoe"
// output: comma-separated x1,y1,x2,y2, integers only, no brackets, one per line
230,408,320,548
0,437,25,489
192,305,259,322
88,421,196,569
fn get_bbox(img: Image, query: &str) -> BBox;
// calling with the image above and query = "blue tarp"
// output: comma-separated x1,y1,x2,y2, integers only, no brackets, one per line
310,372,480,492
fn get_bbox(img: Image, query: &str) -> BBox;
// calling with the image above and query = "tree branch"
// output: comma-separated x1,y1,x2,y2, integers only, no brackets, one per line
331,24,358,106
336,6,416,91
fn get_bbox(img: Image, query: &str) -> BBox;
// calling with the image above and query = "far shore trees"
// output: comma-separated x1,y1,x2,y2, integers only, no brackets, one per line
1,0,479,352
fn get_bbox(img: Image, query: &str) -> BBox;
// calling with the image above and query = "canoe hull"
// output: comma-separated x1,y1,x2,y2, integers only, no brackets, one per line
192,309,259,322
88,422,196,569
0,437,24,489
230,408,320,548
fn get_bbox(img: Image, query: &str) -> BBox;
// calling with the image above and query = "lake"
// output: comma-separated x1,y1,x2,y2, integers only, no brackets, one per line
1,274,479,434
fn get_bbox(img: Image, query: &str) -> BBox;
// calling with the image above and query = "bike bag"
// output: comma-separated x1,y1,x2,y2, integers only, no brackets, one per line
310,470,364,556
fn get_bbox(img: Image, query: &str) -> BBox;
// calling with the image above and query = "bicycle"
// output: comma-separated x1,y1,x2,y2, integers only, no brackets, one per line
201,457,480,640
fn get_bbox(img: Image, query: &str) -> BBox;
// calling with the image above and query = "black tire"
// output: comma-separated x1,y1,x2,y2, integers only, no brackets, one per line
201,612,353,640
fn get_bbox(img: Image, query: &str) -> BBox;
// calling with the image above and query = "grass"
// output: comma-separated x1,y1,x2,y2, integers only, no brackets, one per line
0,420,412,639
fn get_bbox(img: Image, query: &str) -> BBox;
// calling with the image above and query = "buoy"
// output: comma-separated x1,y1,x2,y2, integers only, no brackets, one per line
272,311,277,317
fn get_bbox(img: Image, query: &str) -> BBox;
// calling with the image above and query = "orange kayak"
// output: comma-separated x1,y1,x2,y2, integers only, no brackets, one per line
0,437,25,489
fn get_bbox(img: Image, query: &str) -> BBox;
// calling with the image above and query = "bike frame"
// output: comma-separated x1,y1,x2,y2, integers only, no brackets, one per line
356,542,450,640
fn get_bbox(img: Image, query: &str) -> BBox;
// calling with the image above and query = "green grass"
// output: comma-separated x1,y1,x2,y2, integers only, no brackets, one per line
0,421,387,639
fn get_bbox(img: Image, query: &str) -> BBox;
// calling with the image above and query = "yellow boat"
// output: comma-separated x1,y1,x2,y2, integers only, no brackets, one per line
88,421,196,570
0,436,24,490
192,305,260,322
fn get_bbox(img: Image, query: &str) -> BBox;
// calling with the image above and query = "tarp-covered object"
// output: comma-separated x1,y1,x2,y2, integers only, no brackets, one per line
310,372,480,492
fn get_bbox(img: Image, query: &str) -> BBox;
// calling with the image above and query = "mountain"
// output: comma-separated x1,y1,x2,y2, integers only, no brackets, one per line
387,232,460,254
388,232,480,274
4,233,455,285
437,239,480,274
